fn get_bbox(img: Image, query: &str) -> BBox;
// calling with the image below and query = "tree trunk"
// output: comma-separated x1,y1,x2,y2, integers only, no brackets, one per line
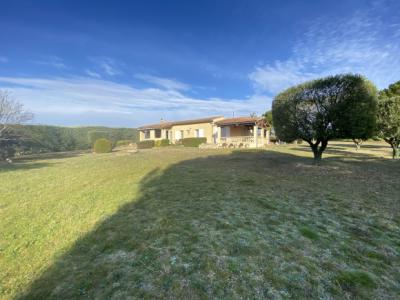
352,139,363,150
392,145,399,159
309,140,328,165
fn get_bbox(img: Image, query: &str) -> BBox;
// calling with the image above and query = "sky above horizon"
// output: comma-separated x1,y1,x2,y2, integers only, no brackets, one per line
0,0,399,127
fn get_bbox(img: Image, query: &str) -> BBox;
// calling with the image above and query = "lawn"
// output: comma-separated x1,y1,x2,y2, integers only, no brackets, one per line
0,142,399,299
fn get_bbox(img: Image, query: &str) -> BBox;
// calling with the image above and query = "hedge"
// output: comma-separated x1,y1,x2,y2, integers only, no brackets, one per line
93,138,113,153
138,140,155,149
182,137,207,147
116,140,134,147
155,139,170,147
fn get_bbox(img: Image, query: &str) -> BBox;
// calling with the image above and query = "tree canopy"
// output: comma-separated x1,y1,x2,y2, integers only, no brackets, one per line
379,80,400,98
272,74,377,163
263,110,273,127
377,96,400,159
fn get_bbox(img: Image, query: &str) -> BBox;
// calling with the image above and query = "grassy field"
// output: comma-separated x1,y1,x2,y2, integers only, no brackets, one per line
0,142,399,299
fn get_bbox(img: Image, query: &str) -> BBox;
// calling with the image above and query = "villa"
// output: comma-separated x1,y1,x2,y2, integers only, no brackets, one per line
138,116,270,148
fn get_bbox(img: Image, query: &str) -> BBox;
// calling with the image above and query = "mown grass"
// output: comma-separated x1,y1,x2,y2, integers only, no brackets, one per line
0,142,399,299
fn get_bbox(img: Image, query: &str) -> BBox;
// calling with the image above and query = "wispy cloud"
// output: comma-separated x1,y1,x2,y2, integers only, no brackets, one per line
0,76,268,126
135,74,190,91
249,6,400,94
89,57,122,76
31,56,67,69
0,56,8,63
85,69,101,78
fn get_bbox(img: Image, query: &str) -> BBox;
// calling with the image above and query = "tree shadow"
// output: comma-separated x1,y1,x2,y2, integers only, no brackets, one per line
289,144,385,161
15,150,87,162
0,161,53,173
17,150,399,299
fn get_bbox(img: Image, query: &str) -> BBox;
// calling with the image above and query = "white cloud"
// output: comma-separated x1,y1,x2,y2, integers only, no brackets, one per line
89,57,122,76
135,74,190,91
249,8,400,94
0,56,8,63
0,76,270,126
31,56,67,69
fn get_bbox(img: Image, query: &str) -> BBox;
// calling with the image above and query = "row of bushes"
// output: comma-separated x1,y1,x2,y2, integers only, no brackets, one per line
137,137,207,149
7,125,138,155
181,137,207,147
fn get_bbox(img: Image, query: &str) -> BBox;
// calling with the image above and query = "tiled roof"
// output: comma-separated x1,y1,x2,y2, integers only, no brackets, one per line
215,117,261,126
138,116,223,130
215,117,270,128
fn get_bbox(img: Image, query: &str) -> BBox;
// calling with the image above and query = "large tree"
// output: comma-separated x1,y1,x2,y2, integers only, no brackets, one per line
272,74,377,163
377,81,400,159
0,90,32,160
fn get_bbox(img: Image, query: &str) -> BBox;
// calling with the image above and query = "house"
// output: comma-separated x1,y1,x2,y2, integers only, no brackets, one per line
138,116,270,148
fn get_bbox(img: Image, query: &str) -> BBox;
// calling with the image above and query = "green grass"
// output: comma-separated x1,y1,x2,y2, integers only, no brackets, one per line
0,142,399,299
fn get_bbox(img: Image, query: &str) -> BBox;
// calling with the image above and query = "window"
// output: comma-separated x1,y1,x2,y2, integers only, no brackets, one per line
195,128,204,137
175,130,182,140
144,130,150,139
155,129,161,138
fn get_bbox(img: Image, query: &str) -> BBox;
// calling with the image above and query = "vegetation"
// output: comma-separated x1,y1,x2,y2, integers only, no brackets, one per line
378,81,400,159
182,137,207,147
93,138,113,153
263,110,273,127
5,125,138,156
115,140,135,147
155,139,170,147
272,74,377,163
1,142,399,299
137,140,155,149
0,90,32,160
88,130,110,145
379,80,400,98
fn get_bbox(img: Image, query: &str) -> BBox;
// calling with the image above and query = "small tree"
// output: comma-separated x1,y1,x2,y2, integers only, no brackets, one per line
376,96,400,159
272,74,377,164
263,110,273,127
0,90,32,160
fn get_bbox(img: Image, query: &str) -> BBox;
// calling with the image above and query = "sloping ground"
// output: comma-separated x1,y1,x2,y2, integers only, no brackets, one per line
0,143,399,299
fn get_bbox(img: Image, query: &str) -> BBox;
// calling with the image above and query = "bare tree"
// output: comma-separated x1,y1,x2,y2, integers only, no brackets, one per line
0,90,33,161
0,90,32,139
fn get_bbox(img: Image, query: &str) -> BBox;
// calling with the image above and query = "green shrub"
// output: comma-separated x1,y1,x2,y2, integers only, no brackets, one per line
138,140,155,149
182,137,207,147
116,140,134,147
93,138,112,153
155,139,170,147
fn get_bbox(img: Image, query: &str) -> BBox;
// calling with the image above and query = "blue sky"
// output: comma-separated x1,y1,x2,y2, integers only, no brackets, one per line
0,0,399,127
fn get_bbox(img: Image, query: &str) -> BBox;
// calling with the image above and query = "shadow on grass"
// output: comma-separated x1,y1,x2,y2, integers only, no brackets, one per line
18,151,399,299
0,161,53,173
290,144,385,161
15,150,88,162
0,151,87,173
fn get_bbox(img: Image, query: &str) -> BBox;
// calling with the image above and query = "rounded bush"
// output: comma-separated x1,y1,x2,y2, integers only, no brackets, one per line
182,137,207,147
93,138,112,153
155,139,170,147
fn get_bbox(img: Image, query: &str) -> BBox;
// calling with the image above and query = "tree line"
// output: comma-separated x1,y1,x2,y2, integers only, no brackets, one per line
270,75,400,163
0,124,138,159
